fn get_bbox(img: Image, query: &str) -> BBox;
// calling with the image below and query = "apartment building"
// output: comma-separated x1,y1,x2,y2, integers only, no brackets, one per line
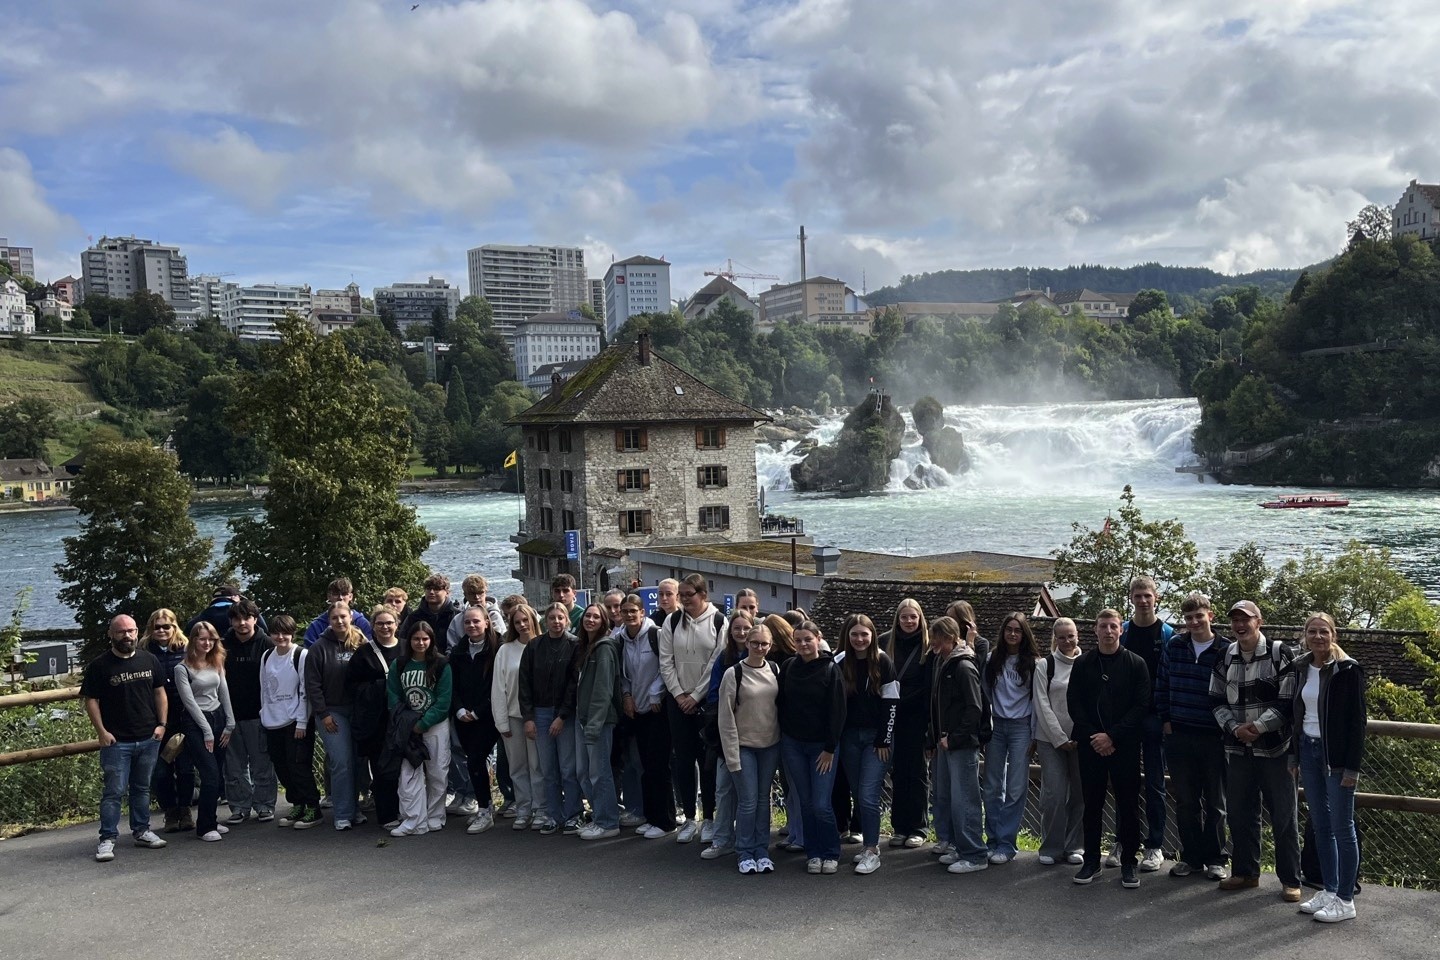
602,255,670,338
466,244,588,340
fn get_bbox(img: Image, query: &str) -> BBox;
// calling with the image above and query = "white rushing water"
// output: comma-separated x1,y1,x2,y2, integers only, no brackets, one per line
756,397,1201,495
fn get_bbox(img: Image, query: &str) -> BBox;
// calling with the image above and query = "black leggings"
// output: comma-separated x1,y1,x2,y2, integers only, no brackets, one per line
889,708,929,837
665,697,715,821
456,717,502,806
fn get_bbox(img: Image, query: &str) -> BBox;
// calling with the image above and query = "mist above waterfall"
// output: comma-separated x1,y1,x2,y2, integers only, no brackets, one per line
756,398,1201,495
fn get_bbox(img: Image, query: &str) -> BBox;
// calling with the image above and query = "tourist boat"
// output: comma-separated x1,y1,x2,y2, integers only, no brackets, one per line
1258,494,1351,509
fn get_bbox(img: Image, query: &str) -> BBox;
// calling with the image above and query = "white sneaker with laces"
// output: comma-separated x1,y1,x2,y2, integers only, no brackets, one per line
700,843,735,860
939,851,960,865
904,834,927,848
641,824,669,839
1037,854,1056,865
756,857,775,873
948,859,989,874
1066,852,1085,865
1205,863,1230,881
1140,847,1164,872
466,810,495,835
1103,846,1120,868
1299,891,1337,915
133,830,167,849
854,851,881,874
930,842,953,857
821,859,838,874
619,810,646,828
738,859,758,874
200,830,223,842
988,851,1012,864
453,798,480,817
700,819,716,843
512,816,531,831
95,839,115,862
1314,898,1356,923
676,819,698,843
806,858,822,874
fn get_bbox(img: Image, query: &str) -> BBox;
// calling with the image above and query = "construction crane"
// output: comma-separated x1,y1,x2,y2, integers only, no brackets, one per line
704,259,780,288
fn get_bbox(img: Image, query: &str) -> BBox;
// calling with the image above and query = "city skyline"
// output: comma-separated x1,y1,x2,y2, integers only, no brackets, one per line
1,1,1436,300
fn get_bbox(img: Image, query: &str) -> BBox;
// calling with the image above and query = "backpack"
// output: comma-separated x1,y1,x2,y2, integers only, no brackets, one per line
731,659,780,709
666,609,727,648
260,646,304,672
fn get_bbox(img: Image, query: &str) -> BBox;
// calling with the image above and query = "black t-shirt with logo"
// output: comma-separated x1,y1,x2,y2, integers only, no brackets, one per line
81,649,164,742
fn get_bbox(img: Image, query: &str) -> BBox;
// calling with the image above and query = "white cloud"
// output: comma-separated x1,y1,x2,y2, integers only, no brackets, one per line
0,148,83,278
164,127,294,210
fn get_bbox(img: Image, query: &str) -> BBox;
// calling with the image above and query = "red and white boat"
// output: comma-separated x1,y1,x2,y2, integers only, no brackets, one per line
1258,494,1351,509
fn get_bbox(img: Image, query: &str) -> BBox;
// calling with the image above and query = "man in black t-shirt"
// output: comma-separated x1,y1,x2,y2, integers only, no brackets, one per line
82,614,169,863
1117,576,1174,872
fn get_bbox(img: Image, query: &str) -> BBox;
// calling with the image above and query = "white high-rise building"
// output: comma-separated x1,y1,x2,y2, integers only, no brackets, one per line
79,236,193,316
221,283,311,340
189,275,229,322
466,244,587,340
312,283,362,315
603,255,670,338
0,238,35,279
589,278,607,328
511,312,603,381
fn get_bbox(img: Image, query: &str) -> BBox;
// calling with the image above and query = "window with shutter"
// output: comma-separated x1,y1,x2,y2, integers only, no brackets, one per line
616,470,625,492
614,429,624,452
720,466,728,487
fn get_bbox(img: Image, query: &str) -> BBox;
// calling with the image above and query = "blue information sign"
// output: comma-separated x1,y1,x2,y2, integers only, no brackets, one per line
637,587,659,615
565,530,580,560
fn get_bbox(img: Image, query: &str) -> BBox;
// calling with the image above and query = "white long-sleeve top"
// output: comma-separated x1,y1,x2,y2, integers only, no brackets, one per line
491,640,527,731
259,646,309,731
658,603,726,701
1033,648,1081,748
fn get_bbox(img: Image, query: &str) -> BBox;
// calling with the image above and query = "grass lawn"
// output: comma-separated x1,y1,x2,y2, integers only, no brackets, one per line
0,348,97,410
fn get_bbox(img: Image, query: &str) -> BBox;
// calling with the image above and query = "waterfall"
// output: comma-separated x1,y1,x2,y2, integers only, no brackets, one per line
755,398,1202,494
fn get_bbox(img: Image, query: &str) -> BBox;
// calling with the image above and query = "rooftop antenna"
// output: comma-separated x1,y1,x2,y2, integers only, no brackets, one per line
862,269,867,296
799,225,807,284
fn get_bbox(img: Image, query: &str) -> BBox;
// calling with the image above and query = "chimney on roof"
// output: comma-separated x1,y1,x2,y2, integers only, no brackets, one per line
550,370,564,394
637,331,651,366
813,544,840,576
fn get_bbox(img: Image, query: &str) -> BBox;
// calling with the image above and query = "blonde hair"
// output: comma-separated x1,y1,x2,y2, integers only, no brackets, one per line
1303,612,1349,661
143,608,185,651
184,621,227,671
887,597,929,658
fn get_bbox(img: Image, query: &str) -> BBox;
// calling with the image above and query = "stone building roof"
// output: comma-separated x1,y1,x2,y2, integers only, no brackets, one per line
509,335,769,426
810,577,1059,643
0,458,56,482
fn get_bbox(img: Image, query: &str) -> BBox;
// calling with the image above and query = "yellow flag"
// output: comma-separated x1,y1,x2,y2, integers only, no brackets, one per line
503,450,517,469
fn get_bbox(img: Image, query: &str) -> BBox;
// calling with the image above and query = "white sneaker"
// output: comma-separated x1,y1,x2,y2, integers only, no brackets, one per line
453,798,480,817
1140,847,1164,872
1038,854,1056,865
512,816,531,831
904,834,927,848
200,830,224,842
821,859,838,874
947,859,989,874
466,810,495,835
619,810,646,828
95,839,115,862
1205,863,1230,881
319,795,333,809
215,824,229,834
641,824,669,839
756,857,775,873
988,851,1012,864
699,819,716,843
806,857,822,874
1314,898,1356,923
1299,891,1337,915
676,819,698,843
930,842,953,857
1103,846,1120,868
1066,852,1085,865
854,851,881,874
939,851,961,865
578,823,619,840
738,859,758,874
700,843,735,860
133,830,167,849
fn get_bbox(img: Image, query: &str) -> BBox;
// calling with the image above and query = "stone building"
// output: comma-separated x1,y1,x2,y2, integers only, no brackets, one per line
507,332,768,603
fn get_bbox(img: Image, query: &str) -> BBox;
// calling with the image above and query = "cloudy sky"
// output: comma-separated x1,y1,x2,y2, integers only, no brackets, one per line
1,0,1434,300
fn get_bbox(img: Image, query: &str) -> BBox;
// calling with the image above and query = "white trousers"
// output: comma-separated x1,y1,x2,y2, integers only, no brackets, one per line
502,716,543,819
397,719,451,831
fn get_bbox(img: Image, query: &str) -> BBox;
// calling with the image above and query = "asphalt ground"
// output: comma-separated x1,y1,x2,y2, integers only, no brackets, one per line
1,811,1436,960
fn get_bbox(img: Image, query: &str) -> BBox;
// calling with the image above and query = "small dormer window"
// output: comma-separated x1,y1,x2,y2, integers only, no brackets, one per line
674,386,684,395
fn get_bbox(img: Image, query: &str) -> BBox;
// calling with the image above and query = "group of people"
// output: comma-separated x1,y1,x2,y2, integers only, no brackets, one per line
81,571,1366,923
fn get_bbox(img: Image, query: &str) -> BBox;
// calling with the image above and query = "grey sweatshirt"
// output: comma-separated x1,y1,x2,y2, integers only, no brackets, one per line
175,663,236,736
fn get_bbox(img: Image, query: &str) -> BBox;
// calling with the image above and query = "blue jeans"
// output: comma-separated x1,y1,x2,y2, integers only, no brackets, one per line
934,745,986,862
839,727,891,849
316,708,357,826
712,757,736,849
98,738,160,840
576,722,619,830
1300,736,1359,900
735,743,779,861
983,715,1032,856
534,707,581,823
780,735,839,860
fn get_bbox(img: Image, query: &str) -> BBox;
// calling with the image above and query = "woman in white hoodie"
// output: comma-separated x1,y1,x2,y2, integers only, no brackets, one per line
493,604,544,831
1033,617,1084,866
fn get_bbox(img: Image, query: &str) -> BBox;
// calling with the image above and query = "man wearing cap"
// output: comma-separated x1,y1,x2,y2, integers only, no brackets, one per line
1210,600,1303,902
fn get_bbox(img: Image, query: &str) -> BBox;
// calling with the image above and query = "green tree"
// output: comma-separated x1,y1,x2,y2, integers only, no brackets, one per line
55,440,214,662
1347,203,1392,242
1127,289,1170,321
123,291,177,335
224,314,433,614
443,375,472,426
0,397,58,459
455,295,494,330
1202,541,1273,616
172,374,267,484
431,304,450,342
1051,485,1201,617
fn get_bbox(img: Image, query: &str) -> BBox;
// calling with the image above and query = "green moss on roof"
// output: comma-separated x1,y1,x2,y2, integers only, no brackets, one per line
517,538,563,557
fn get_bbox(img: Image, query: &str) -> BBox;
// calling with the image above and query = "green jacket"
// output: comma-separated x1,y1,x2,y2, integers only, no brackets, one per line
576,634,622,744
386,658,453,732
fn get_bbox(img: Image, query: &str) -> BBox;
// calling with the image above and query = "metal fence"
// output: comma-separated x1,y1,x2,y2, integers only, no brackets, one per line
4,685,1438,888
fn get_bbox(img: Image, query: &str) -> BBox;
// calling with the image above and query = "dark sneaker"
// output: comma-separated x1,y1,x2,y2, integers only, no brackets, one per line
1073,863,1101,885
1121,864,1140,889
294,808,323,829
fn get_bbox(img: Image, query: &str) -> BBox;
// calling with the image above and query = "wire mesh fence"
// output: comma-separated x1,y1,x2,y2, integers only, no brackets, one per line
3,689,1438,890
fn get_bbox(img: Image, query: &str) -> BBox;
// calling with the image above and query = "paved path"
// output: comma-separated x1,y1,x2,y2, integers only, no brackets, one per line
2,818,1437,960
